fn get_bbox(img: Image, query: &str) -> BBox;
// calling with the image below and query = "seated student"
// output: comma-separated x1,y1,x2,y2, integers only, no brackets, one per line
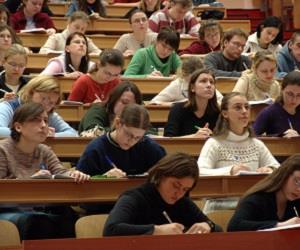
66,0,106,19
243,16,283,56
124,27,181,78
124,0,161,18
76,104,166,178
149,0,200,37
79,81,142,136
39,11,101,56
0,44,29,101
198,92,279,212
10,0,56,35
67,49,123,104
253,70,300,137
179,19,223,55
277,31,300,78
0,4,10,25
0,75,78,137
227,154,300,232
40,32,94,78
4,0,53,16
164,69,220,138
233,51,281,101
103,152,219,236
204,28,251,77
114,9,157,57
0,102,89,240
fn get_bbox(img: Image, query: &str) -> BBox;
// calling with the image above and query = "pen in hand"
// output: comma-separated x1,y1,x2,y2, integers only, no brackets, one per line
293,206,299,217
68,64,76,72
162,211,173,223
288,118,294,130
94,93,102,102
104,155,118,169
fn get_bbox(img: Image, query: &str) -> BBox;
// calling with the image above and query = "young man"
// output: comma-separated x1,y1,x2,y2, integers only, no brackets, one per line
277,31,300,78
203,28,251,77
148,0,200,37
124,27,181,78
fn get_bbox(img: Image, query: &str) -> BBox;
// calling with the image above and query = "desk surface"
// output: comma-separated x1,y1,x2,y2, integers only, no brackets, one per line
0,175,264,204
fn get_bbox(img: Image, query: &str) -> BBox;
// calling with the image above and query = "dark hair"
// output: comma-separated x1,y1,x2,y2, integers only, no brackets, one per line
276,70,300,112
198,19,223,41
157,27,180,51
222,28,248,48
128,9,147,24
180,56,204,78
65,32,89,73
11,102,46,142
119,103,150,130
99,48,124,68
0,4,10,25
140,0,160,13
290,31,300,44
0,24,22,45
241,154,300,199
213,92,254,137
78,0,106,17
185,68,219,115
256,16,283,45
148,152,199,189
68,11,90,24
106,81,143,124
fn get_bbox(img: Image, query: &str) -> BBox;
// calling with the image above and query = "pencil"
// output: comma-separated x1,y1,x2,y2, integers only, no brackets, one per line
162,211,173,223
68,64,76,72
242,62,248,70
293,206,299,217
104,155,117,169
194,125,201,130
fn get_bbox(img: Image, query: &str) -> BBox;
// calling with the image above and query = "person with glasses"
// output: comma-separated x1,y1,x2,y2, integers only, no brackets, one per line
228,154,300,232
76,103,166,178
0,75,78,137
103,153,220,236
114,9,157,57
198,92,279,212
10,0,56,35
0,44,29,101
67,49,123,104
253,70,300,138
204,28,251,77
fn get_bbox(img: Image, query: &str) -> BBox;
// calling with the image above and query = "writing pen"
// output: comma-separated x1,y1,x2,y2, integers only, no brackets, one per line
104,155,117,169
288,118,294,130
150,65,158,72
293,206,299,217
68,64,76,72
94,93,102,101
40,163,47,170
0,89,8,94
162,211,173,223
242,62,248,70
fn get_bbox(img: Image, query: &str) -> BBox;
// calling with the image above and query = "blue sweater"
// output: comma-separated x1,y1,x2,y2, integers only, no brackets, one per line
76,133,166,176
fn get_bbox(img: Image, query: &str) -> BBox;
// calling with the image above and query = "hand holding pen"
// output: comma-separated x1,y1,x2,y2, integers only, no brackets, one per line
276,208,300,228
153,211,184,235
283,119,299,138
193,123,212,139
31,163,51,177
103,155,126,178
230,156,251,175
149,65,163,77
0,89,17,101
65,64,82,79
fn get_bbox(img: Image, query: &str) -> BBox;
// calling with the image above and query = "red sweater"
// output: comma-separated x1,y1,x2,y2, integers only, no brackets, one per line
179,40,221,55
68,74,120,104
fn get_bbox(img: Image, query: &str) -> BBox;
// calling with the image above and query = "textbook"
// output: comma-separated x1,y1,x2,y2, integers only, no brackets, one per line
31,174,74,179
258,223,300,231
60,100,83,106
20,28,47,34
249,98,274,106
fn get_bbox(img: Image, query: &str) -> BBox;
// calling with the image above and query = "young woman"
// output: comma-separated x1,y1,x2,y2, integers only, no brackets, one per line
103,153,218,236
124,27,181,77
114,9,157,57
66,0,106,19
233,51,281,101
0,4,10,25
39,11,101,55
124,0,161,18
0,44,29,101
228,154,300,232
180,19,223,55
253,70,300,137
76,104,166,178
78,81,142,136
10,0,56,35
0,75,78,137
164,69,220,138
0,102,89,240
67,49,124,104
41,32,93,78
243,16,283,56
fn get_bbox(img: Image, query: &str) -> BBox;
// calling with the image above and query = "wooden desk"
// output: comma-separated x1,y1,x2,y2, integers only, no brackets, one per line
23,230,300,250
44,137,300,158
48,2,70,16
0,175,265,204
192,6,227,18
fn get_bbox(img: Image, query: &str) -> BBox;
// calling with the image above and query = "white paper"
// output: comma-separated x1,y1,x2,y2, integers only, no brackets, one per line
258,223,300,231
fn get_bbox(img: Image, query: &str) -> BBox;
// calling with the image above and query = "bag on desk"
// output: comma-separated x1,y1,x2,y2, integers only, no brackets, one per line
200,10,224,20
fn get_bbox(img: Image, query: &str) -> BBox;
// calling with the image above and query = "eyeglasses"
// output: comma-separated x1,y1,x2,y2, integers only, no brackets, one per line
132,17,147,24
102,68,120,78
293,176,300,188
284,91,300,100
230,41,245,50
122,125,143,142
6,61,26,70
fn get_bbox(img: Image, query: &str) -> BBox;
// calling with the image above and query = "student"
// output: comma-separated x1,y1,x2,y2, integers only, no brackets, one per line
0,44,29,101
76,104,166,177
198,92,279,176
39,11,101,55
204,28,251,77
124,0,161,18
253,70,300,137
0,75,78,137
0,102,89,240
149,0,200,37
227,154,300,232
243,16,283,56
10,0,56,35
103,152,219,236
114,9,157,57
0,4,10,25
67,49,124,104
164,69,220,138
180,19,223,55
124,27,181,77
233,51,281,101
66,0,106,18
277,31,300,78
4,0,53,16
40,32,93,78
79,81,142,135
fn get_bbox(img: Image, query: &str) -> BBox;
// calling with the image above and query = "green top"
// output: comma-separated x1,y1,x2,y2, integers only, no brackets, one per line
124,45,181,78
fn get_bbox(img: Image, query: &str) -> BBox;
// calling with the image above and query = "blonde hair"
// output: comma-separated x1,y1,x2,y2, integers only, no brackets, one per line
251,51,277,72
4,43,27,62
19,75,60,105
